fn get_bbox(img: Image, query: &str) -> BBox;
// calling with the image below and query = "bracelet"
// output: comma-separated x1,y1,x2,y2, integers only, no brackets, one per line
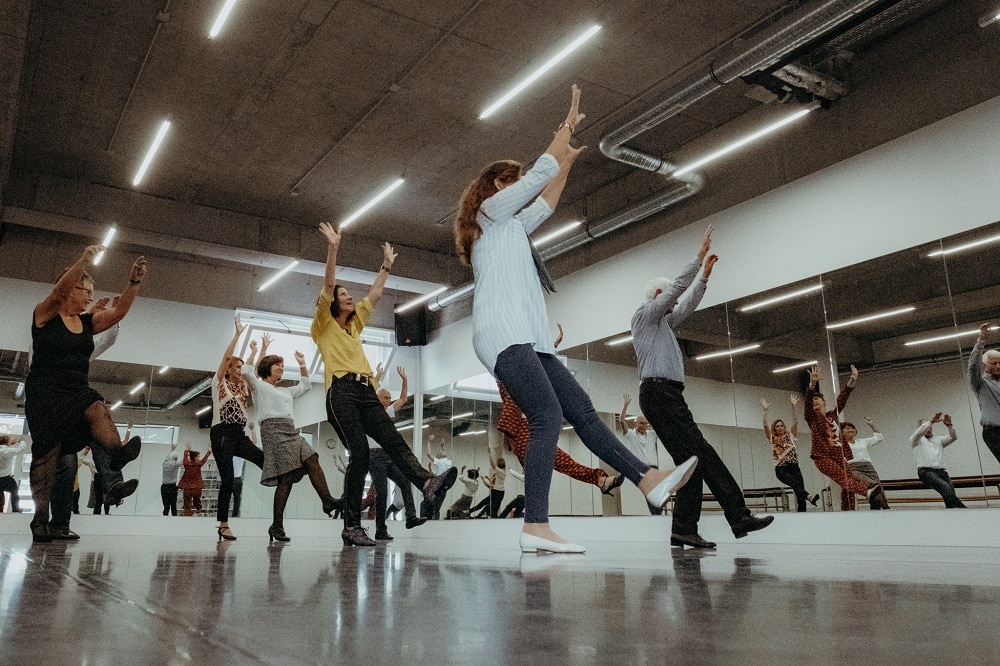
380,265,390,273
129,279,142,285
556,121,574,135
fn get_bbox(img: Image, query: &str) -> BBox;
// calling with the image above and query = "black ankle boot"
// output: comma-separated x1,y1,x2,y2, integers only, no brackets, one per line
268,525,291,542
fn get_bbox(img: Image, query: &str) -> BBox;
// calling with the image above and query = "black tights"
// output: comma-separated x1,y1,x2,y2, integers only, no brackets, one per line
272,453,332,528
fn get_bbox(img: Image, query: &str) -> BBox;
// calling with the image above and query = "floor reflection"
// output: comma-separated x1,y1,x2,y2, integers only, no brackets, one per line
1,536,999,664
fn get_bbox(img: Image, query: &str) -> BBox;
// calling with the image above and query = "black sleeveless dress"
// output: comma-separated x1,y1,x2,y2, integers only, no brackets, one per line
24,313,104,457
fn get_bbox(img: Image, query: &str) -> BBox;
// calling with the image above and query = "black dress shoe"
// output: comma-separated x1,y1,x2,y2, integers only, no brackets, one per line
809,493,820,506
322,496,342,517
104,479,139,505
374,530,393,541
405,516,428,529
670,532,717,549
110,437,142,470
422,466,458,502
30,521,52,543
601,473,626,496
50,526,81,540
342,526,376,546
731,514,775,538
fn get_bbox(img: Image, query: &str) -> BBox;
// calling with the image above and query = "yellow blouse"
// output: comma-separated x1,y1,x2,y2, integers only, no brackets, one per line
310,288,377,390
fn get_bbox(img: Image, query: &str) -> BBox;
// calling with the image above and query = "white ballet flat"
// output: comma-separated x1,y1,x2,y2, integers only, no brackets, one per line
644,456,699,509
519,532,586,554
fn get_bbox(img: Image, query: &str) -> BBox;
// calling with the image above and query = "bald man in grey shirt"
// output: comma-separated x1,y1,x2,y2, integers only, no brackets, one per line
631,226,773,549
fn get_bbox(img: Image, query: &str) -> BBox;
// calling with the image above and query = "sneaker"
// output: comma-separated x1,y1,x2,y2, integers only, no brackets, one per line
731,514,774,538
422,466,458,503
405,516,428,530
341,525,376,547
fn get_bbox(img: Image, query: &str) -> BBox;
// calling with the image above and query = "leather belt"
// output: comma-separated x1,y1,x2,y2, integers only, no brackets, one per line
338,372,372,386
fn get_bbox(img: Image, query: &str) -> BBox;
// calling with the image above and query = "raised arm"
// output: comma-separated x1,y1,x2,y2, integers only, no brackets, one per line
199,450,213,465
668,253,717,328
367,242,397,307
910,417,936,446
789,393,800,438
246,338,260,368
760,398,772,439
92,256,149,334
34,244,103,327
941,414,957,447
804,366,820,425
970,324,989,391
216,316,246,380
834,364,858,415
390,367,409,413
319,222,340,293
619,394,632,434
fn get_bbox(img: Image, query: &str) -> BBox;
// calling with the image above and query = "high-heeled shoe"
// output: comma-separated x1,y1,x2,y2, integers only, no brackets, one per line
217,526,237,541
519,532,586,554
322,496,342,518
601,473,626,496
644,456,698,509
268,525,291,543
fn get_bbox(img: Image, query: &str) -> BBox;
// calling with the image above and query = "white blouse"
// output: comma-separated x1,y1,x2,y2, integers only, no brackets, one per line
471,152,560,375
242,365,311,422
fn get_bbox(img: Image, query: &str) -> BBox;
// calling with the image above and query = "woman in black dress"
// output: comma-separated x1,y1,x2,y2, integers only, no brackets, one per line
24,243,148,541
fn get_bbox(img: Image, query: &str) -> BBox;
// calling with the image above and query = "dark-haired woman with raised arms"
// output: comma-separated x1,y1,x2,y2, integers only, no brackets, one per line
453,85,696,554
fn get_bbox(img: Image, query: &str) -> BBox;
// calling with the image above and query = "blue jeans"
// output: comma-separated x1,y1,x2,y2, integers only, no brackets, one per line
917,467,966,508
494,344,648,524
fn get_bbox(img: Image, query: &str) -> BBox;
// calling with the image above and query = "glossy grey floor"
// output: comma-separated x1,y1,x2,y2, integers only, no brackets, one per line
2,531,999,665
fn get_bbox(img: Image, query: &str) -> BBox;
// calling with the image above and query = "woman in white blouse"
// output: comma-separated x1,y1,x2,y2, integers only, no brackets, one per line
453,85,697,554
245,334,340,542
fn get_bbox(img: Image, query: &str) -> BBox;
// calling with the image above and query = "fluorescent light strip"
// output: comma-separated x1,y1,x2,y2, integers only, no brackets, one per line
561,425,573,431
430,395,447,402
927,232,1000,257
258,259,300,292
93,227,117,266
904,325,999,347
479,25,602,119
158,366,170,374
195,405,211,415
133,120,171,187
450,411,474,421
129,381,146,395
109,400,123,411
459,430,487,437
826,306,915,330
771,360,819,374
739,284,823,312
606,335,633,347
534,221,582,248
340,178,405,229
396,286,448,314
209,0,240,38
694,343,761,361
673,104,818,178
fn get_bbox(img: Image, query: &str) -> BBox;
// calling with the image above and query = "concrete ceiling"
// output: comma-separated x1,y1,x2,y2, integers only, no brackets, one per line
2,0,1000,327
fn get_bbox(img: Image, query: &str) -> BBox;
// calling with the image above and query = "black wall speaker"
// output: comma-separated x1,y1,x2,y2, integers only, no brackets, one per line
395,307,427,346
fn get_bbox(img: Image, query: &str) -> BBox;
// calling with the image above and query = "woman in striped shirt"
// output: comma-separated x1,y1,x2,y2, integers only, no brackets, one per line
453,85,697,554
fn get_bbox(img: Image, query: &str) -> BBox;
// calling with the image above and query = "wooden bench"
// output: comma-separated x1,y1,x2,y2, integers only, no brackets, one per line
666,486,791,513
879,474,1000,504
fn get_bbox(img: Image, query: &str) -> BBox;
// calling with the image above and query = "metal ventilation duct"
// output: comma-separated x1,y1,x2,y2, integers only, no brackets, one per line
430,0,888,311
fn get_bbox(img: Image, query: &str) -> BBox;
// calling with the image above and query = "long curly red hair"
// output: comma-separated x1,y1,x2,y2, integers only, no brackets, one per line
454,160,522,265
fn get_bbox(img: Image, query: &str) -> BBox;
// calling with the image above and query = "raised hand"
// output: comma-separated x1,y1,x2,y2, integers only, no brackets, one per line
850,364,859,383
261,332,273,348
789,393,799,406
564,84,585,130
249,339,258,353
382,242,398,269
703,254,719,279
234,315,246,336
697,224,714,261
980,323,991,344
129,256,148,283
943,413,952,427
90,297,111,314
397,366,407,380
319,222,341,246
623,393,631,405
760,398,771,411
808,365,821,384
294,351,306,365
864,416,874,426
931,412,943,423
82,244,103,264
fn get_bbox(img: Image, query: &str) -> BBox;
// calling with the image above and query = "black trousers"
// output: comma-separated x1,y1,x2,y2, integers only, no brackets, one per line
369,448,417,531
0,475,19,512
983,425,1000,465
639,379,749,535
209,424,263,523
161,483,178,515
325,379,432,527
774,462,809,512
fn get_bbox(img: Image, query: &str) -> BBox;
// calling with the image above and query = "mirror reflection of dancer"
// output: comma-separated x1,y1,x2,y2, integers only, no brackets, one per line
454,85,696,554
244,334,341,543
367,366,427,540
632,227,772,550
210,317,264,541
620,394,660,514
0,436,27,513
841,417,889,510
761,396,819,512
312,224,457,547
23,245,147,542
969,323,1000,464
805,365,884,510
178,447,211,515
910,413,965,508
